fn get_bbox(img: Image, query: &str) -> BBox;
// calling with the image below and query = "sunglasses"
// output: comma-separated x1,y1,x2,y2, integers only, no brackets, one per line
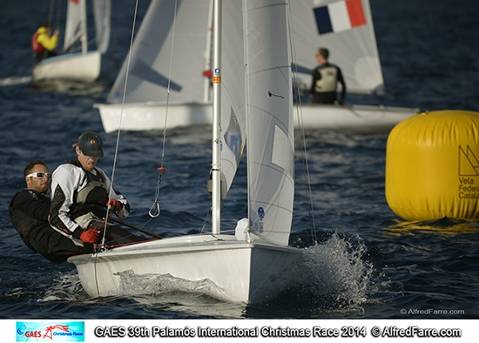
26,172,51,179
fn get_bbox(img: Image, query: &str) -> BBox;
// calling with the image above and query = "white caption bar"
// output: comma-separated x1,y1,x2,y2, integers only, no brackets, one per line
1,319,476,343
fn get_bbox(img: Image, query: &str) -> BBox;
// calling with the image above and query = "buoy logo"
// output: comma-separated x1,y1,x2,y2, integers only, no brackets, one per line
458,145,479,200
458,145,479,176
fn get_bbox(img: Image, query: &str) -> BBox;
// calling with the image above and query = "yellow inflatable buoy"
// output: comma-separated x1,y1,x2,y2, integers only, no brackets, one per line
386,110,479,220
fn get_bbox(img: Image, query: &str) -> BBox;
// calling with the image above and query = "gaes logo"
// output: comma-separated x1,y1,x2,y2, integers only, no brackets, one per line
16,322,85,342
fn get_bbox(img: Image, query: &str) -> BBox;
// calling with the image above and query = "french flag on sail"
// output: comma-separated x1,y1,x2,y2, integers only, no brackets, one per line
313,0,367,35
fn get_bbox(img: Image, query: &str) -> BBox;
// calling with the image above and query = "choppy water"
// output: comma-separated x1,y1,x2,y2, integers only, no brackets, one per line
0,0,478,319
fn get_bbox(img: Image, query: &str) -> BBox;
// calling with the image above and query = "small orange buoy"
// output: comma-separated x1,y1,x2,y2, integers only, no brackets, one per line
157,166,167,174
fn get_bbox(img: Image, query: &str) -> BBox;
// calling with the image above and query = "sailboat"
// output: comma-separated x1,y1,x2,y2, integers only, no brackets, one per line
96,0,213,132
32,0,111,82
69,0,303,303
97,0,417,133
288,0,418,130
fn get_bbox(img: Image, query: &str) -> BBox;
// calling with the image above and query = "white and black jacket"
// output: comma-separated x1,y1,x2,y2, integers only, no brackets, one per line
49,160,129,239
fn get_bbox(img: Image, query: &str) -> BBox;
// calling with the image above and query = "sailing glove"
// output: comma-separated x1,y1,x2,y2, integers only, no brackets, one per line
79,227,102,244
107,199,123,212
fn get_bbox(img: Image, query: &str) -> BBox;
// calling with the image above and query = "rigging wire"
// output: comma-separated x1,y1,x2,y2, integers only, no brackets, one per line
94,0,140,298
55,0,62,31
47,0,55,26
57,1,61,29
148,0,179,219
286,2,318,243
100,0,140,248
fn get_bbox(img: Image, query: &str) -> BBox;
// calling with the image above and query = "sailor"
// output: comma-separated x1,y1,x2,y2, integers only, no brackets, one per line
310,47,346,105
9,160,93,263
31,23,59,62
49,131,136,246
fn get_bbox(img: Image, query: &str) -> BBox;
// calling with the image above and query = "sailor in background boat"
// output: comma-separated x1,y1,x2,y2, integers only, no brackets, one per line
31,23,59,63
49,132,138,246
310,47,346,105
9,160,93,263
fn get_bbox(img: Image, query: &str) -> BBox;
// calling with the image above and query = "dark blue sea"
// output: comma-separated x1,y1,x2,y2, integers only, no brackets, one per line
1,0,478,319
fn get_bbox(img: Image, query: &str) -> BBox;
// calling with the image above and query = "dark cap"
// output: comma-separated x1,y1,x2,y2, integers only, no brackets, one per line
77,131,103,158
317,47,329,59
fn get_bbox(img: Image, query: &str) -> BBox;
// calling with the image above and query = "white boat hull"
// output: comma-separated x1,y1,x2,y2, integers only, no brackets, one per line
68,234,302,304
296,104,419,132
32,51,101,82
97,102,212,133
97,101,418,133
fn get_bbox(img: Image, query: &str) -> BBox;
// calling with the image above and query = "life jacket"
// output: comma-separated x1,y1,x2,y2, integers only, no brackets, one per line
31,28,46,53
314,65,338,93
69,161,109,228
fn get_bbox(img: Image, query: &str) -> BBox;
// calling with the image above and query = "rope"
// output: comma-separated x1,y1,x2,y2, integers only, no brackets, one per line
147,0,179,219
286,3,317,243
200,207,212,233
148,172,162,218
108,217,162,239
47,0,55,26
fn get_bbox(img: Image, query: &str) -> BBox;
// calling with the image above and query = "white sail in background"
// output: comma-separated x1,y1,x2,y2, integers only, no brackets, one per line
220,0,246,196
289,0,383,93
64,0,85,52
93,0,111,53
245,0,294,246
108,0,210,104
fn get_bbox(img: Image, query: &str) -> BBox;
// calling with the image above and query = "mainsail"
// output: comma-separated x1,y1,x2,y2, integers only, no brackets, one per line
245,0,294,246
289,0,383,93
64,0,86,52
108,0,210,104
64,0,111,54
93,0,111,53
219,0,246,196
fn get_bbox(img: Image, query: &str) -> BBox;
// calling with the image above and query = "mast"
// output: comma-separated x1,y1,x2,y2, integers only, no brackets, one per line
80,0,88,53
211,0,222,235
203,0,214,102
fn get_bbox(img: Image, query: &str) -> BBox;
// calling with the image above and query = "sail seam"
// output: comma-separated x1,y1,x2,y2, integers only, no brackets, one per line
249,161,294,182
248,65,291,74
246,2,288,12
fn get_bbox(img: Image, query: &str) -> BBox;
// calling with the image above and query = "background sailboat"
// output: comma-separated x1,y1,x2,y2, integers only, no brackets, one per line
96,0,212,132
70,0,303,303
288,0,418,129
97,0,417,133
32,0,111,82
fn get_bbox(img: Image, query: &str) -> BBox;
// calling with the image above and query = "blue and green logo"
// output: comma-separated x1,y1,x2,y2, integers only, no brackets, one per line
16,321,85,342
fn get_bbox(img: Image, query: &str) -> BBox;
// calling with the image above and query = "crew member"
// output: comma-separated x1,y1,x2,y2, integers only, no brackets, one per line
32,23,59,62
49,131,139,245
9,161,93,263
310,47,346,105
